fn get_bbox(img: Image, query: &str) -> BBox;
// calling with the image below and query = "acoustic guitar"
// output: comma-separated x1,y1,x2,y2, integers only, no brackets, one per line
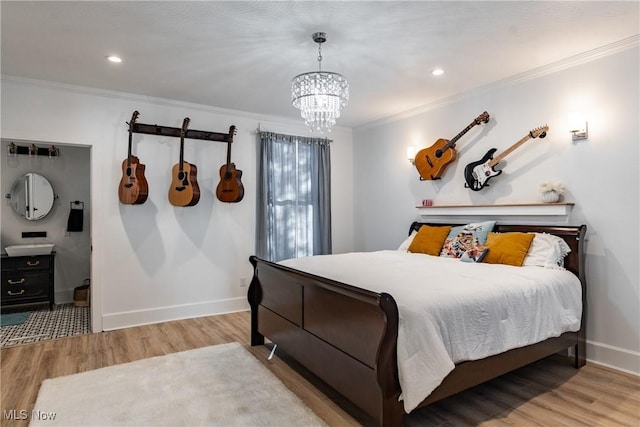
414,111,490,180
118,110,149,205
168,117,200,207
216,126,244,203
464,125,548,191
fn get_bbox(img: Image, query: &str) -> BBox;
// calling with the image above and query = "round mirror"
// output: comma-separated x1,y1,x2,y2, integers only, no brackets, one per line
10,173,55,220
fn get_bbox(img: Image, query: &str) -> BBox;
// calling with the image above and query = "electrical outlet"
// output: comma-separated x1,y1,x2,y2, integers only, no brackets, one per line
239,277,248,288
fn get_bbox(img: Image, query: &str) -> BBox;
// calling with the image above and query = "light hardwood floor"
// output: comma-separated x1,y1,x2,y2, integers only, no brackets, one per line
1,311,638,426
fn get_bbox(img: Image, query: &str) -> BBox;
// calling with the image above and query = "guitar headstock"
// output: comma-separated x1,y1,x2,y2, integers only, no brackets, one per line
475,111,490,125
226,125,237,143
181,117,191,136
529,125,549,139
128,111,140,132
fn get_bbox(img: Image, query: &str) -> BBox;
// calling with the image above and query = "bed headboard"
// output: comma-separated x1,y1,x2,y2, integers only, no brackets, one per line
409,222,587,283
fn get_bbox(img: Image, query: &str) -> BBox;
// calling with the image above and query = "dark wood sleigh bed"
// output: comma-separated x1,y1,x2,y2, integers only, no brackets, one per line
248,222,587,426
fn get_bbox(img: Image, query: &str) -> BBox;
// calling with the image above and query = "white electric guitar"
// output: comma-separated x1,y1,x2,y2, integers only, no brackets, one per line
464,125,548,191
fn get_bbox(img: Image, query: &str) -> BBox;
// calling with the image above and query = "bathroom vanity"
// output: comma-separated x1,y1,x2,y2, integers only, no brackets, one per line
1,253,55,311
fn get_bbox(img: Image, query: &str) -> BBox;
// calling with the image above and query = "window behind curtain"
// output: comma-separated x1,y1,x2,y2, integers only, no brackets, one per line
256,132,331,262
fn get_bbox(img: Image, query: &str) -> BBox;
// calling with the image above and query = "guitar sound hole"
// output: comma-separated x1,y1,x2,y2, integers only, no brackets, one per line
178,172,186,181
435,149,442,158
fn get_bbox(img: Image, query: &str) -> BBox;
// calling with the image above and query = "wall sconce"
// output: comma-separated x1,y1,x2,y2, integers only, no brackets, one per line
569,112,588,141
7,142,17,157
48,145,60,159
407,146,417,164
6,142,61,158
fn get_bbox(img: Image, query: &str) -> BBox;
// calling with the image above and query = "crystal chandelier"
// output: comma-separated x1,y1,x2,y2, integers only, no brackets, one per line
291,32,349,133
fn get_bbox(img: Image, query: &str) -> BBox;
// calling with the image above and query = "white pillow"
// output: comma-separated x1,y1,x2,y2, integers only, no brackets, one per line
522,233,571,269
397,230,417,251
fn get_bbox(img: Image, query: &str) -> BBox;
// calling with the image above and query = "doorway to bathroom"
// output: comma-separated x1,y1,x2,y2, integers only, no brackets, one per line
1,140,92,347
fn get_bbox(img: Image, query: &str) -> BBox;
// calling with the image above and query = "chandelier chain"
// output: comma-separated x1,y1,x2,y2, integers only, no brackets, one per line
317,43,323,71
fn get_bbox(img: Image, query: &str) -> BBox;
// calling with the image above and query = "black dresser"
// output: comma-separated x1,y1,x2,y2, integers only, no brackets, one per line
1,253,55,311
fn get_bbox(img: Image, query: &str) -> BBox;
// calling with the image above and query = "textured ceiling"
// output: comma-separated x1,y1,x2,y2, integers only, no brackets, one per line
1,1,638,129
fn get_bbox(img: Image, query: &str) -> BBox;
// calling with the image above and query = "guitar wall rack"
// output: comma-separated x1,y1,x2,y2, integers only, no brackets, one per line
129,113,235,144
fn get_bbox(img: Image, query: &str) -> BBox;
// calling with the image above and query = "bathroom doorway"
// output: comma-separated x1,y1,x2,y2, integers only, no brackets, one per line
1,139,92,347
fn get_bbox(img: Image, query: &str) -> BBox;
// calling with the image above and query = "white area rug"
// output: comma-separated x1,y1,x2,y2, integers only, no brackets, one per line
31,342,326,426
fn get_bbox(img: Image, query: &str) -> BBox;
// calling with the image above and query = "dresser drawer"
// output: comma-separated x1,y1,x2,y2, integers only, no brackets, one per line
15,256,50,270
1,254,54,310
1,257,16,271
1,271,50,302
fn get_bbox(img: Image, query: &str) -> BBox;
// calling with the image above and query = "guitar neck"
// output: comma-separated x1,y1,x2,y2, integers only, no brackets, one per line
447,119,480,149
126,111,139,167
179,137,185,170
126,133,133,167
179,118,190,171
489,134,532,167
226,141,232,168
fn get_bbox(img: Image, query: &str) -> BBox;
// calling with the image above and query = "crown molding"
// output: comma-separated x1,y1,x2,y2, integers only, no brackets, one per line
356,35,640,132
0,75,352,135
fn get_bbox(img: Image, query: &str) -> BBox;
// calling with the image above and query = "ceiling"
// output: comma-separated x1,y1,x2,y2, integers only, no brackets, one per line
1,1,638,129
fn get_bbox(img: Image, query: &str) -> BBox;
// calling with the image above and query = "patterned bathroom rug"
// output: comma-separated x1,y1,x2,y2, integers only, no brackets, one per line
0,303,90,347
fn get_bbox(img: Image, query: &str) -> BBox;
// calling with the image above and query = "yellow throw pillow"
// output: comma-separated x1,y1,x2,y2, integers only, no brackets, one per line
483,232,535,266
408,225,452,256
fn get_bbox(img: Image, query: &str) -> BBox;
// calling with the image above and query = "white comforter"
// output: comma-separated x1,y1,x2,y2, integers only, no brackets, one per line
280,250,582,412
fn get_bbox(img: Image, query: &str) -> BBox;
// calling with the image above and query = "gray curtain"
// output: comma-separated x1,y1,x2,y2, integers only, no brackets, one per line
256,131,332,262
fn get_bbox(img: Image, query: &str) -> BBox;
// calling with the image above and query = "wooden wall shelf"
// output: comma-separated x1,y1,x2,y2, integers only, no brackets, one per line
416,202,574,216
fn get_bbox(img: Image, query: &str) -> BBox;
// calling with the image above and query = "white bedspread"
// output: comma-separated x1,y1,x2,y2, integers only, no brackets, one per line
280,250,582,412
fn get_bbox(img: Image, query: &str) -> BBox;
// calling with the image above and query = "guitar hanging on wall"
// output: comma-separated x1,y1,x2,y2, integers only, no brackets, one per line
118,110,149,205
414,111,490,180
168,117,201,207
216,126,244,203
464,125,549,191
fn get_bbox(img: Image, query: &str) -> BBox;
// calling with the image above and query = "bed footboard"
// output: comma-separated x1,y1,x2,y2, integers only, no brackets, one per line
248,255,403,426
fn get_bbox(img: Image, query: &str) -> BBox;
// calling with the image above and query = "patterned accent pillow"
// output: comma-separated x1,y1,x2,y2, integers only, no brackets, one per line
440,221,496,258
460,243,489,263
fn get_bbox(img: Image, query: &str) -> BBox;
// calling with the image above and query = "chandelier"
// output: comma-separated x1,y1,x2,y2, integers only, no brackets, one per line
291,32,349,133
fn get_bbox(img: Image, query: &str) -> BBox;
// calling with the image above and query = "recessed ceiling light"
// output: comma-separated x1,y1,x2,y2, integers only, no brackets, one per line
432,68,444,76
107,55,122,63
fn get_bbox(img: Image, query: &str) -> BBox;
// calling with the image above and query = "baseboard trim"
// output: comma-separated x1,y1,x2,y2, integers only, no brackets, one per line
587,340,640,376
102,297,250,331
102,305,639,376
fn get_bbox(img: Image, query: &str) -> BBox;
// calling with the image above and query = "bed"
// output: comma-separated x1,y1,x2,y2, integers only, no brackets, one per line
248,222,587,426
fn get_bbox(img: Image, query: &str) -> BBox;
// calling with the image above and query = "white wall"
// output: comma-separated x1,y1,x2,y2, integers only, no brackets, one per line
353,46,639,375
0,78,354,331
1,142,91,304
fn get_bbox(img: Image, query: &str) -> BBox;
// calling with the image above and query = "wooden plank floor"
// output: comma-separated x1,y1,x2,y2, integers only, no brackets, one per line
1,311,638,426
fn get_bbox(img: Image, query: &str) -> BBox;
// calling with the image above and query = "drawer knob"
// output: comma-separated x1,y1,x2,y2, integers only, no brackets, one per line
26,260,41,266
7,278,26,285
7,289,25,296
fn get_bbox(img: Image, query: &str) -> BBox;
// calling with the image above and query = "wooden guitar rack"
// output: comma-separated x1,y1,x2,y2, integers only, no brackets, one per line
129,113,235,144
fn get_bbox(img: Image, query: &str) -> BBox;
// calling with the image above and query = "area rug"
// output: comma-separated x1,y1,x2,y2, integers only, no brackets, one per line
31,342,326,426
0,311,30,327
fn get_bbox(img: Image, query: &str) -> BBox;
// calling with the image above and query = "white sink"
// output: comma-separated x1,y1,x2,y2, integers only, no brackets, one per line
5,243,55,257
